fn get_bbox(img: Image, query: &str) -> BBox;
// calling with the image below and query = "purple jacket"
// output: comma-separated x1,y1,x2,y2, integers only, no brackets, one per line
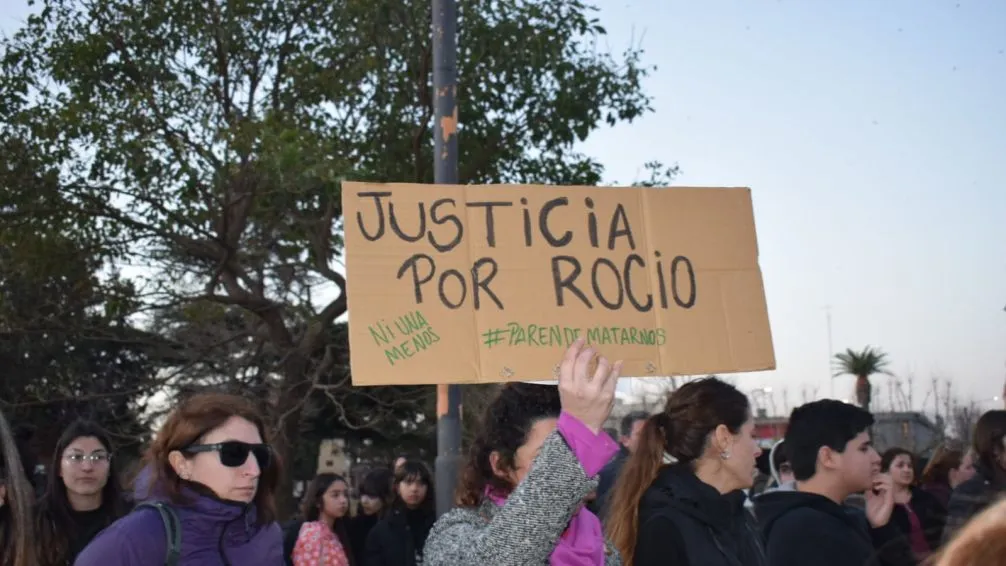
74,470,283,566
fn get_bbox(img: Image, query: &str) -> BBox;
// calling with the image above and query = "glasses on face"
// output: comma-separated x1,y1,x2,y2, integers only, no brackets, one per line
64,453,112,465
183,441,271,469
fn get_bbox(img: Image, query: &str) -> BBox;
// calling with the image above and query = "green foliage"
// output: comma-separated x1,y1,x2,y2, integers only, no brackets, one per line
0,0,664,512
832,346,893,379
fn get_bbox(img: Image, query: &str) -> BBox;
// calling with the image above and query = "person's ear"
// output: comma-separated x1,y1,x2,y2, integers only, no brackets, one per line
713,424,734,453
168,450,192,480
818,445,840,472
489,451,515,484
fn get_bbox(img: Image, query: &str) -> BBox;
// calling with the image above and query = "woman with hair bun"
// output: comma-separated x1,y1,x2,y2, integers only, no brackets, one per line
423,338,624,566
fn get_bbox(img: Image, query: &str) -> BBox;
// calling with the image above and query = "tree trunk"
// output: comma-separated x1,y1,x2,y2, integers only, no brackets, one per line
271,356,313,520
855,375,871,413
271,408,301,520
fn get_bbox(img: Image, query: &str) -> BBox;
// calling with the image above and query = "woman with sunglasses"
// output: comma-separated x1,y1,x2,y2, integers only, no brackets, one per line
74,392,283,566
35,420,128,566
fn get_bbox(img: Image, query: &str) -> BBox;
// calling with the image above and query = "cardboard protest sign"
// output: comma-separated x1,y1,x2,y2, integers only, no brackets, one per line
342,182,774,386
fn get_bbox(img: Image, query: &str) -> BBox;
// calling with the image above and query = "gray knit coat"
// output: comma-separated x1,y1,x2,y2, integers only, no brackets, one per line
423,430,623,566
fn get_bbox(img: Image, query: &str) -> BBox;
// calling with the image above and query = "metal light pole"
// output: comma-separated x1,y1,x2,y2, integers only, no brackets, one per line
432,0,462,518
825,306,834,398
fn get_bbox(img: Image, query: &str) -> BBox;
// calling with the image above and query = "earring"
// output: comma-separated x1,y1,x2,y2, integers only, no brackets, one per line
720,450,731,460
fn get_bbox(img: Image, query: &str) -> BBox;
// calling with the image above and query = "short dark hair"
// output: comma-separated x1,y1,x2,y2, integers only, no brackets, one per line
786,400,874,482
620,411,650,437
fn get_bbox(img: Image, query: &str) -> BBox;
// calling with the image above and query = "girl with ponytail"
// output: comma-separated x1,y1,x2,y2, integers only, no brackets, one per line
0,410,35,566
605,378,766,566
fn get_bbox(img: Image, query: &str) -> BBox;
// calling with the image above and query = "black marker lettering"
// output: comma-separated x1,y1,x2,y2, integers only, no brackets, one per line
397,253,436,304
521,197,533,246
607,203,637,251
539,197,572,247
438,269,467,309
467,201,513,248
585,197,599,248
356,191,391,241
624,254,652,312
471,257,504,310
428,198,463,252
671,255,697,308
655,251,669,308
551,256,592,308
389,201,426,242
591,258,624,310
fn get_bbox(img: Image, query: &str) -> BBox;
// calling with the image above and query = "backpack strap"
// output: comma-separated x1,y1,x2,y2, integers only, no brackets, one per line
135,501,182,566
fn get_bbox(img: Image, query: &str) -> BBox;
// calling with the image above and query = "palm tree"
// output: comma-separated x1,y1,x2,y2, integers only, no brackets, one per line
832,346,893,413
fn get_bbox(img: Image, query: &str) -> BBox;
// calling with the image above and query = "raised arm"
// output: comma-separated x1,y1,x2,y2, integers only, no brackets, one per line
423,339,621,566
424,413,616,566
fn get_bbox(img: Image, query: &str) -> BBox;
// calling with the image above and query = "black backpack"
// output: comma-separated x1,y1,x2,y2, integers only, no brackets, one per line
135,502,182,566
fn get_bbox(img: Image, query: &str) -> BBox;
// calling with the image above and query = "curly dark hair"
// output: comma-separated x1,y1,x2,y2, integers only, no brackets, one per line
455,383,562,507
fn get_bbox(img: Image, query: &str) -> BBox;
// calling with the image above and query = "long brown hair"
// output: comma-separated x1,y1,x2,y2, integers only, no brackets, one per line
605,378,750,565
0,410,35,566
920,444,963,486
143,392,280,524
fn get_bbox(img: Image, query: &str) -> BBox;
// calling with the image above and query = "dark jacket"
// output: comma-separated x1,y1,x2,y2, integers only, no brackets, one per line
634,464,766,566
364,507,435,566
589,446,629,518
756,490,915,566
74,480,282,566
942,463,1005,544
348,513,379,566
920,482,951,510
887,487,945,553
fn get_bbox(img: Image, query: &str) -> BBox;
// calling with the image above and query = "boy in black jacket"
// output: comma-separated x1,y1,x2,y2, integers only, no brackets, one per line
755,400,915,566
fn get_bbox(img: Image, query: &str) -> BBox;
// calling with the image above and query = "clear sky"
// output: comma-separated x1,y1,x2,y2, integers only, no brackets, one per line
2,0,1003,413
581,0,1006,412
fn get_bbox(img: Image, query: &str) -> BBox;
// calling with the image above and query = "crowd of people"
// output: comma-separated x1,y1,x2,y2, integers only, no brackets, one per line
0,339,1003,565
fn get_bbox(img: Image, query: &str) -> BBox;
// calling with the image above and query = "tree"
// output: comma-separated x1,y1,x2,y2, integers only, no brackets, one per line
0,0,660,514
0,209,161,469
833,346,893,413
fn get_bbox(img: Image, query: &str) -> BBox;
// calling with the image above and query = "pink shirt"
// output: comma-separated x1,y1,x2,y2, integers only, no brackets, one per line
291,521,350,566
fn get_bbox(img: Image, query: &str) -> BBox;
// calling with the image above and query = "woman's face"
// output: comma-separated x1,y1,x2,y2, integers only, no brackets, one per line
498,417,558,487
949,450,976,488
397,477,429,508
722,418,761,491
60,436,111,501
320,480,349,520
359,494,383,515
890,453,914,487
171,416,266,503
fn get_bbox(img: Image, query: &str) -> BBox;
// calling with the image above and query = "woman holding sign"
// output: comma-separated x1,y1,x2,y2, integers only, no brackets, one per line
423,338,623,566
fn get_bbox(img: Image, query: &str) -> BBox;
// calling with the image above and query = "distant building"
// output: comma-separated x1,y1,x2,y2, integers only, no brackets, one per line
871,411,943,455
317,438,351,476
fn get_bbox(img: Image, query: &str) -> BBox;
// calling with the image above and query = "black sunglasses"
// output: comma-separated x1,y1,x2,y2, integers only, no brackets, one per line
183,441,272,469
